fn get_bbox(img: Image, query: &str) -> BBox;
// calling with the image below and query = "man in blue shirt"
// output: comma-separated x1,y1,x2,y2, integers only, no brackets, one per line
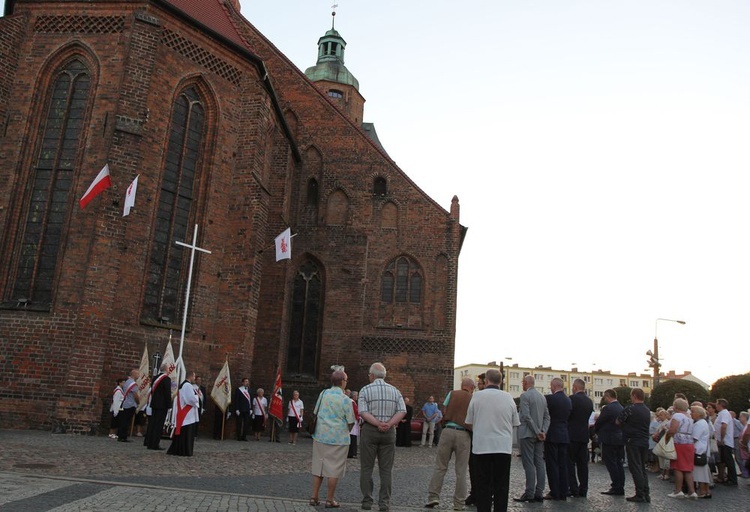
421,396,439,447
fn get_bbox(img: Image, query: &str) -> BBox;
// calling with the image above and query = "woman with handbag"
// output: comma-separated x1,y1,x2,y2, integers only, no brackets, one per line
309,369,355,508
667,398,697,499
651,409,671,480
691,405,711,498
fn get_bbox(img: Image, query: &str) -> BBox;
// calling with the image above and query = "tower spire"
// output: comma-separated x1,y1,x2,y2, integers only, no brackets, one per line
331,4,338,29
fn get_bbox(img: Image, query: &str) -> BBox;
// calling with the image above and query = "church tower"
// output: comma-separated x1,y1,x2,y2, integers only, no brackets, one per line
304,11,365,125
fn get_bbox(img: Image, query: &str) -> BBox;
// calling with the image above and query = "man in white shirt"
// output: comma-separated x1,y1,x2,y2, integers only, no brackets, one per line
465,369,520,512
715,398,737,486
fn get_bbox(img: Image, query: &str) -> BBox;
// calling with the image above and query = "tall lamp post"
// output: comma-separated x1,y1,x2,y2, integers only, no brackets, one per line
648,318,686,388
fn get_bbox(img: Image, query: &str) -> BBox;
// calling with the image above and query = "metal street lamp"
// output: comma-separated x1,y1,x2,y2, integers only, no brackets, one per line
648,318,686,387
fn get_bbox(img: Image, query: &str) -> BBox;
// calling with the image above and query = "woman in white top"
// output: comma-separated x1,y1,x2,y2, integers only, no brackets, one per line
287,390,304,445
667,398,696,499
691,405,711,499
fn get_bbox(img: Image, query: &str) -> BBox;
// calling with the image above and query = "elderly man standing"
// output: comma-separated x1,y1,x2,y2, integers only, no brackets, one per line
514,375,549,503
358,362,406,512
567,378,594,498
544,377,572,501
425,377,475,510
465,369,520,512
595,389,625,496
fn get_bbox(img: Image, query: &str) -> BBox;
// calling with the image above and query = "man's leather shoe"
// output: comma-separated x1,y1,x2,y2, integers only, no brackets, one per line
626,496,645,503
512,495,534,503
533,496,544,503
601,490,624,496
542,494,555,500
464,497,475,506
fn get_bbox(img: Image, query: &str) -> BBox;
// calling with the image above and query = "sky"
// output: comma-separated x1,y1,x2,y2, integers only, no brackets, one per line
3,1,748,386
237,0,750,387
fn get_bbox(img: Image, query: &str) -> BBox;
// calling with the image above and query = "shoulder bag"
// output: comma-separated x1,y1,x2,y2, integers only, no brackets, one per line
306,390,326,436
653,432,677,460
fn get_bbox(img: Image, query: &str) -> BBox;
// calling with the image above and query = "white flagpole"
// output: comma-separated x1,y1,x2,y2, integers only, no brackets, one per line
174,224,211,363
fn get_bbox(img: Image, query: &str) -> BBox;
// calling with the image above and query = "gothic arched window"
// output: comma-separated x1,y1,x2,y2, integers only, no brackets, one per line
373,176,387,195
307,178,319,207
287,260,324,375
379,256,423,328
142,85,208,324
11,58,92,307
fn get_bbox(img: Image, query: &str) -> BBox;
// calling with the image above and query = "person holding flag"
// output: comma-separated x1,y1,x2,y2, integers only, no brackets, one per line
144,362,171,450
117,369,140,442
167,370,200,457
288,390,304,445
269,367,284,443
252,388,268,441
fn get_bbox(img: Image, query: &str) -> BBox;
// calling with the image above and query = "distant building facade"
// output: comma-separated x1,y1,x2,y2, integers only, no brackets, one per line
455,362,707,410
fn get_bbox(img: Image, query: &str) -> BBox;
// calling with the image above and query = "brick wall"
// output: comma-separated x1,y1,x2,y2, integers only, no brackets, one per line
0,0,464,432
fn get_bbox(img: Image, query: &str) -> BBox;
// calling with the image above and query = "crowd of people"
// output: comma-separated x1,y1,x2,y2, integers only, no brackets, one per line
108,362,749,512
108,364,204,456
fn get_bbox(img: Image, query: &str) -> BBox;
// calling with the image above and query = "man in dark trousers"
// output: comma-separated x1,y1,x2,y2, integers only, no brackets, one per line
567,378,594,498
543,377,572,501
595,389,625,496
144,362,171,450
464,373,485,506
233,378,252,441
617,388,651,503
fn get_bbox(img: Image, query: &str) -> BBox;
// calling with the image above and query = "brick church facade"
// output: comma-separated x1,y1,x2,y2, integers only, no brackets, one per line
0,0,465,432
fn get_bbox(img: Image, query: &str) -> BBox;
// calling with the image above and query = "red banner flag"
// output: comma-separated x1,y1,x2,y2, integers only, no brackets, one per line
269,367,283,420
79,164,112,209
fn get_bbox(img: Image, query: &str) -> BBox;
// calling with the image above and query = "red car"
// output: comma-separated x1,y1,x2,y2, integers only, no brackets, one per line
410,417,425,440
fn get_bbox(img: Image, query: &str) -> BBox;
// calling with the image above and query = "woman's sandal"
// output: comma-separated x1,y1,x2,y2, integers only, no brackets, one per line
309,498,320,506
325,500,340,508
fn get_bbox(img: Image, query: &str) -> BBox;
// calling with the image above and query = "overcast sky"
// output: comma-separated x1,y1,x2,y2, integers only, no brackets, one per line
242,0,750,387
4,1,749,387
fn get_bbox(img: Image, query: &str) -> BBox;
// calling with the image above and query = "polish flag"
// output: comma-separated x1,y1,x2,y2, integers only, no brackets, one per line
275,228,291,261
123,174,139,217
79,164,112,209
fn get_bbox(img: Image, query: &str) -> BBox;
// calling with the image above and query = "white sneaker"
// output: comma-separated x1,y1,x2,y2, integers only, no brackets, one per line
667,491,685,499
687,493,698,500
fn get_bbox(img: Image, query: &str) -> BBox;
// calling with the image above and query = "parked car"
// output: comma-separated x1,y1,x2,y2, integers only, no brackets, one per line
410,417,424,441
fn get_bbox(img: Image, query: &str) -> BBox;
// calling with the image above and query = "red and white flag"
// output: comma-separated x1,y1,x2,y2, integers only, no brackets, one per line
79,164,112,209
123,174,139,217
136,345,151,411
210,359,232,414
275,228,291,261
269,366,283,420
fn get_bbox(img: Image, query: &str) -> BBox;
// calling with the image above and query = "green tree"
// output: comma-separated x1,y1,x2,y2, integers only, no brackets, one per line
649,379,709,410
599,386,633,409
710,374,750,415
